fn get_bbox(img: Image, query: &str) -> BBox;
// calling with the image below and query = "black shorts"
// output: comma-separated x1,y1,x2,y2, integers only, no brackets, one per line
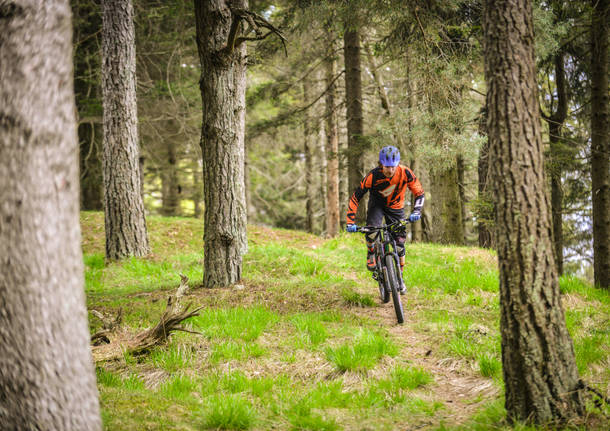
366,199,405,227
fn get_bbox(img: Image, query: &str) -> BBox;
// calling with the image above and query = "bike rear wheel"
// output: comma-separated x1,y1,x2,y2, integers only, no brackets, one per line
384,255,404,324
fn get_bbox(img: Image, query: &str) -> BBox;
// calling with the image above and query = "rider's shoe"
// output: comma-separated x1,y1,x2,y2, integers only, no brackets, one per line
399,280,407,295
367,252,376,271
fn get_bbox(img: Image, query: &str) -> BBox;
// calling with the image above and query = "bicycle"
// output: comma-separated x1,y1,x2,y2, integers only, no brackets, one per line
350,220,410,324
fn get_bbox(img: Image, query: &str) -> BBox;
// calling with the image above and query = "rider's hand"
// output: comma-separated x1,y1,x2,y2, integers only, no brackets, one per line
409,212,421,222
346,224,358,233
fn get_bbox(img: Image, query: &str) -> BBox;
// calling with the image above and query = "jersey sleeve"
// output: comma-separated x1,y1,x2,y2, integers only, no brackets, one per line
346,172,373,224
404,167,425,212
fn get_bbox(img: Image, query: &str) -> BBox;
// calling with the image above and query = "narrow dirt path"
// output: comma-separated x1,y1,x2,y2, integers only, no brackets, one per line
363,298,500,427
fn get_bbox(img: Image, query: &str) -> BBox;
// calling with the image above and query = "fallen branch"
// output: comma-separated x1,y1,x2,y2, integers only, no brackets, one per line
91,274,204,362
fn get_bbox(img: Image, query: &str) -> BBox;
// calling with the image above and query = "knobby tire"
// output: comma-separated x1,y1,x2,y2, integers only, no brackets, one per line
384,255,404,324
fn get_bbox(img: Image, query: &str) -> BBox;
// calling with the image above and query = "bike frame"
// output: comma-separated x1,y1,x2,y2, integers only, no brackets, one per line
359,220,408,292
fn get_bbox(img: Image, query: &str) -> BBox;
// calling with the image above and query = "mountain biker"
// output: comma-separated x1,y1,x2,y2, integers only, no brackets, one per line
346,146,425,294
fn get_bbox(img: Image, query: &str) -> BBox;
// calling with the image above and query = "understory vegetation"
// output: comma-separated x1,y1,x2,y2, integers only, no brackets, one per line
83,212,610,430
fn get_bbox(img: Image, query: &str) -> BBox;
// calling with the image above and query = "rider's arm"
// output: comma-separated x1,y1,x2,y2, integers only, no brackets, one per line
346,172,373,225
405,167,425,214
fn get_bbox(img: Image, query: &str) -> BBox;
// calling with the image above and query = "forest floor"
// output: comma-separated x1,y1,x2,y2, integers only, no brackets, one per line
81,212,610,431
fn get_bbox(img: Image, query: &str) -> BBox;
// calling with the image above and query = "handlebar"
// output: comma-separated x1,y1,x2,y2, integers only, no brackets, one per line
348,219,411,234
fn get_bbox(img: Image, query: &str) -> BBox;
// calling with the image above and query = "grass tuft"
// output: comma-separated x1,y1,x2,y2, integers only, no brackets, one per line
477,353,502,379
340,287,376,307
158,374,198,400
150,343,193,372
291,313,329,347
210,341,267,363
198,394,257,430
325,329,398,372
190,306,278,342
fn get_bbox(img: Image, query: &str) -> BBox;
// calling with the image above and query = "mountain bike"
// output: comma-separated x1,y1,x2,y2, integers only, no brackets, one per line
351,220,410,324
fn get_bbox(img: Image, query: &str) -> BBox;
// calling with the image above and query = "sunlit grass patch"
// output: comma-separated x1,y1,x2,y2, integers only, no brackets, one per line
574,333,608,374
158,374,198,400
210,341,267,363
403,397,445,416
291,313,329,347
477,353,502,379
325,329,398,372
150,343,193,372
560,275,610,304
122,373,146,391
340,287,376,307
200,370,288,402
190,306,278,341
383,365,433,390
360,366,433,408
197,394,257,430
285,400,340,431
96,367,122,388
402,246,498,296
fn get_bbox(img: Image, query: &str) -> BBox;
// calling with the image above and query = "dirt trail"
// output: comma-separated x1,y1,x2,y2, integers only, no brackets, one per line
363,300,499,427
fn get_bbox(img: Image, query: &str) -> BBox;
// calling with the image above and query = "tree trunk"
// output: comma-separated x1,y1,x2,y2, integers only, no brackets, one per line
590,0,610,289
192,155,203,218
319,116,328,235
483,0,585,423
405,64,423,243
0,2,102,428
79,121,104,210
101,0,150,260
325,41,340,238
303,79,315,233
194,0,248,288
364,42,391,117
477,106,493,248
429,164,464,244
547,52,568,276
344,28,366,224
456,155,468,243
161,140,181,216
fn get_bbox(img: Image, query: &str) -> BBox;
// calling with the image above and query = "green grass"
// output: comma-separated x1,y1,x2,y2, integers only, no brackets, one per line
291,313,329,347
198,394,257,430
209,340,267,363
478,353,502,379
325,328,399,372
149,343,193,372
81,212,610,431
340,287,376,307
158,374,199,400
189,306,278,341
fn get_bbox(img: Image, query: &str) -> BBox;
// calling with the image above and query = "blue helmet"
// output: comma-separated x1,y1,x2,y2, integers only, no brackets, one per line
379,146,400,167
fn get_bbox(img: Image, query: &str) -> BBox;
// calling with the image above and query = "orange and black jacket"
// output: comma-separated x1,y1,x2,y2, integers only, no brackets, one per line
346,165,425,225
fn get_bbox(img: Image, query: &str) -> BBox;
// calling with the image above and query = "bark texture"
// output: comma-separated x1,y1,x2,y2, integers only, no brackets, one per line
429,162,464,244
78,121,103,210
590,0,610,289
194,0,248,287
303,79,315,233
161,139,181,216
344,29,366,224
0,1,101,429
477,107,493,248
101,0,150,260
325,45,340,238
545,52,568,275
483,0,585,423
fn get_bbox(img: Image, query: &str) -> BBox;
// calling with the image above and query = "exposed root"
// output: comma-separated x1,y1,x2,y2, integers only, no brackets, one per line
91,274,203,362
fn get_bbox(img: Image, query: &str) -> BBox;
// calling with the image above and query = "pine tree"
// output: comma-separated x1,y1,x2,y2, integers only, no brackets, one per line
0,1,101,428
483,0,585,422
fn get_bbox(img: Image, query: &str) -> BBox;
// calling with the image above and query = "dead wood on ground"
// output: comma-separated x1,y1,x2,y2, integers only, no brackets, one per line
91,274,203,362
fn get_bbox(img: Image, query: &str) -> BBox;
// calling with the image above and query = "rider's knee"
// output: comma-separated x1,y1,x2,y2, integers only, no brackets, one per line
395,235,406,256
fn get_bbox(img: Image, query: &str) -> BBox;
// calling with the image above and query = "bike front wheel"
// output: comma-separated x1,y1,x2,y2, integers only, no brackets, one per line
384,255,404,324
